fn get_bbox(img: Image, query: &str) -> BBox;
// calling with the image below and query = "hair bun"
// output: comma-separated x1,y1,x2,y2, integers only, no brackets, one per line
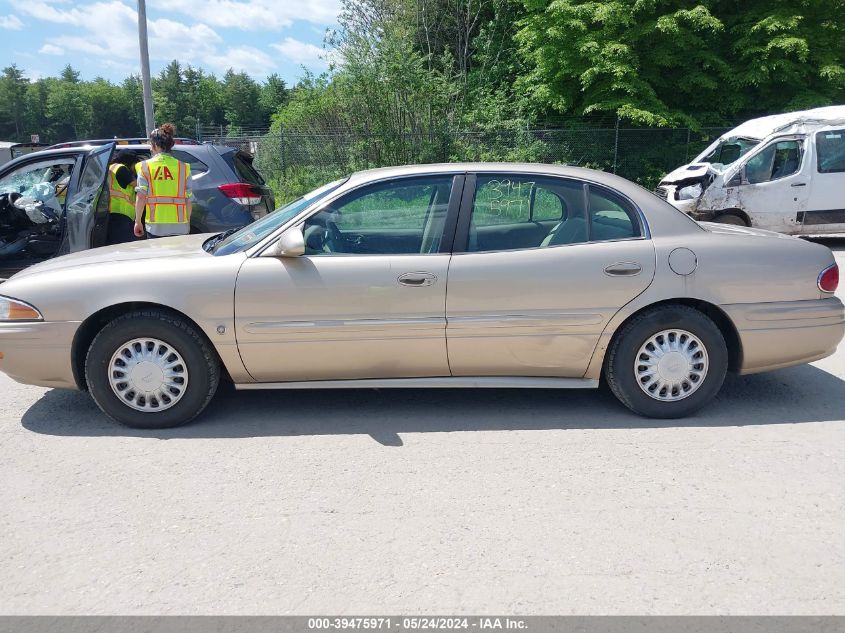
160,123,176,136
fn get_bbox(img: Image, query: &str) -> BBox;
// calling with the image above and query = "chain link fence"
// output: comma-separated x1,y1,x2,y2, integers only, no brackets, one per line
198,124,731,203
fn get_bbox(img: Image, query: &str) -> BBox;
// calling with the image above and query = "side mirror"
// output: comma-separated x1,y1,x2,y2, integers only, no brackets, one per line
265,226,305,257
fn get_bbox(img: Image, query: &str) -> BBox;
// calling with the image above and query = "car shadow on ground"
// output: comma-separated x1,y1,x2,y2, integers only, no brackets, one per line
19,363,845,445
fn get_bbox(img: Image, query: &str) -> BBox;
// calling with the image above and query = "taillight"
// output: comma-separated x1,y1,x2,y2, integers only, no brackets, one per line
818,263,839,293
218,183,262,206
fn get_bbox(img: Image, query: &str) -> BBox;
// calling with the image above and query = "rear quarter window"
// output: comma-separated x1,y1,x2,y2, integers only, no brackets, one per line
221,150,265,185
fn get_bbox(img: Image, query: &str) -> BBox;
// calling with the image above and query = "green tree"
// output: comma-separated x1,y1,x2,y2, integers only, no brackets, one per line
514,0,845,127
0,64,29,138
47,70,91,139
260,73,289,119
84,78,135,138
152,60,185,129
222,70,263,128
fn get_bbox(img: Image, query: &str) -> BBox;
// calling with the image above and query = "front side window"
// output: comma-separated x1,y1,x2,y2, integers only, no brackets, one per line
303,176,454,255
744,140,803,184
465,175,640,253
213,178,346,256
0,158,76,206
817,129,845,174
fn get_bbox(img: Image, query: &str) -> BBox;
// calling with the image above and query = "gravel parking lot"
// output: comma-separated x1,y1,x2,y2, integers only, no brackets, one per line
2,243,845,615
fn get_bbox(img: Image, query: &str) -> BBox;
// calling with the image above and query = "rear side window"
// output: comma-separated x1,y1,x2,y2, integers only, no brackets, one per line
171,150,209,176
221,150,264,185
472,177,564,226
817,130,845,173
465,174,641,252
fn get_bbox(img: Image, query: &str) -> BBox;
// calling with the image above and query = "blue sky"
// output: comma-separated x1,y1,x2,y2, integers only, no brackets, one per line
0,0,341,84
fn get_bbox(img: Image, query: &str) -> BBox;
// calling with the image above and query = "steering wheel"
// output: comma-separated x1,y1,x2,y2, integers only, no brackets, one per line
323,217,343,253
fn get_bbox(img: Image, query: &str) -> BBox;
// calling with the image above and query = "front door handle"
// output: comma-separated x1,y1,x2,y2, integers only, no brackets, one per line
604,262,642,277
398,272,436,287
791,182,807,187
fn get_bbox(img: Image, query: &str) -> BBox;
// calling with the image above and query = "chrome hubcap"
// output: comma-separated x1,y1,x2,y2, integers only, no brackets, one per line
635,329,708,402
108,338,188,412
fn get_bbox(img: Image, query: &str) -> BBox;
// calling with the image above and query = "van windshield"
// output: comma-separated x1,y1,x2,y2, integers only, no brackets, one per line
699,137,759,169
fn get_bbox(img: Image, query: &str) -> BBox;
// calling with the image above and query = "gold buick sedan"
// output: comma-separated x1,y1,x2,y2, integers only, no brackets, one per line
0,163,842,428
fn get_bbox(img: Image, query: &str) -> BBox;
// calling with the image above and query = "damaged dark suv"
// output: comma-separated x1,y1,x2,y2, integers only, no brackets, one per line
0,141,274,279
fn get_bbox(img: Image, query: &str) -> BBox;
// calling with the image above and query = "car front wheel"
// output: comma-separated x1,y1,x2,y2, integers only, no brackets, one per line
605,305,728,418
85,310,220,428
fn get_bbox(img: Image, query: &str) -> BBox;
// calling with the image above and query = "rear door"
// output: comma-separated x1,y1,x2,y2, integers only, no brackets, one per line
64,142,114,253
445,173,655,377
801,128,845,233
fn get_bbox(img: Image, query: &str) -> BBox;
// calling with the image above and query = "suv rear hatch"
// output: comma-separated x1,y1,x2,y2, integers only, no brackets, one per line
216,148,275,219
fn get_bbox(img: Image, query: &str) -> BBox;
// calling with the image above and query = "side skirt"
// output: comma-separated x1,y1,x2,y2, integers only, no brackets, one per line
235,376,599,390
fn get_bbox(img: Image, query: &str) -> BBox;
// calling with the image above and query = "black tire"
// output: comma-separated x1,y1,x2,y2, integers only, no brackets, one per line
85,309,220,429
605,305,728,418
714,213,747,226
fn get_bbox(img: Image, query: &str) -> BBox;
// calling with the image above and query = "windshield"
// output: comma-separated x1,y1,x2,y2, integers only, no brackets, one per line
697,137,760,169
213,179,347,256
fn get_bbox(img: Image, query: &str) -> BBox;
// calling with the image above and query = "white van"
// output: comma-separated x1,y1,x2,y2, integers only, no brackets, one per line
656,106,845,234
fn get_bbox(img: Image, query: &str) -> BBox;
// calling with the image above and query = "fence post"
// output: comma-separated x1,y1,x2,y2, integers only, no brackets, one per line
279,123,285,174
684,127,691,162
612,116,620,174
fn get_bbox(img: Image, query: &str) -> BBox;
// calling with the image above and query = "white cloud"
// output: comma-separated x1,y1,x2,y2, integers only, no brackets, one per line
0,14,23,29
271,37,328,67
12,0,336,80
12,1,221,68
147,0,340,31
207,46,276,76
38,43,65,55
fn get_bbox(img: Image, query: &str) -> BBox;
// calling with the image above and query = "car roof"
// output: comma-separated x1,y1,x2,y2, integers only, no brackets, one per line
348,162,647,193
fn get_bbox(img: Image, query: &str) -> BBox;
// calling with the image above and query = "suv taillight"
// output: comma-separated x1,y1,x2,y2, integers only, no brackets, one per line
818,263,839,293
218,183,262,206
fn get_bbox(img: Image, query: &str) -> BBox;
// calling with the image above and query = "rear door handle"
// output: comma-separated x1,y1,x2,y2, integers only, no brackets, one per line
604,262,642,277
791,182,807,187
398,272,437,287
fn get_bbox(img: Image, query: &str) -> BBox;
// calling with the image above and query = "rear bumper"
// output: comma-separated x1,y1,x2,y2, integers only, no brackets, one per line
723,298,845,374
0,320,79,389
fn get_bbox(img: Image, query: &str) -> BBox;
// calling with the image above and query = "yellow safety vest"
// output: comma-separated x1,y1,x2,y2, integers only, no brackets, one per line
136,154,191,225
107,164,135,219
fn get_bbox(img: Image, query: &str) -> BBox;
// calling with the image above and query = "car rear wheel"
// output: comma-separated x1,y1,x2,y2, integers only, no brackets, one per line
85,310,220,428
605,305,728,418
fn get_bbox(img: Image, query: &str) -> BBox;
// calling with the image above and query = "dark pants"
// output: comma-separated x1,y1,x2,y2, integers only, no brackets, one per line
106,214,139,245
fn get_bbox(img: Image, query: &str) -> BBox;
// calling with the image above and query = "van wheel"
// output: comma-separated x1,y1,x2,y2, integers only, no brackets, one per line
715,213,747,226
605,305,728,418
85,310,220,429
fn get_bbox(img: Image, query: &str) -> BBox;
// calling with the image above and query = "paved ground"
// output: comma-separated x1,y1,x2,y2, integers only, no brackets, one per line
2,244,845,615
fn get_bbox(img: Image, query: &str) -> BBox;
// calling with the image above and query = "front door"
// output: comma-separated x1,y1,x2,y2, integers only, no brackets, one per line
733,137,810,234
64,142,115,253
235,174,461,382
446,173,655,377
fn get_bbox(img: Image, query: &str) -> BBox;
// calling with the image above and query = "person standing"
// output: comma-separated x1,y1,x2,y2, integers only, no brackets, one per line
133,123,192,239
106,150,138,245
